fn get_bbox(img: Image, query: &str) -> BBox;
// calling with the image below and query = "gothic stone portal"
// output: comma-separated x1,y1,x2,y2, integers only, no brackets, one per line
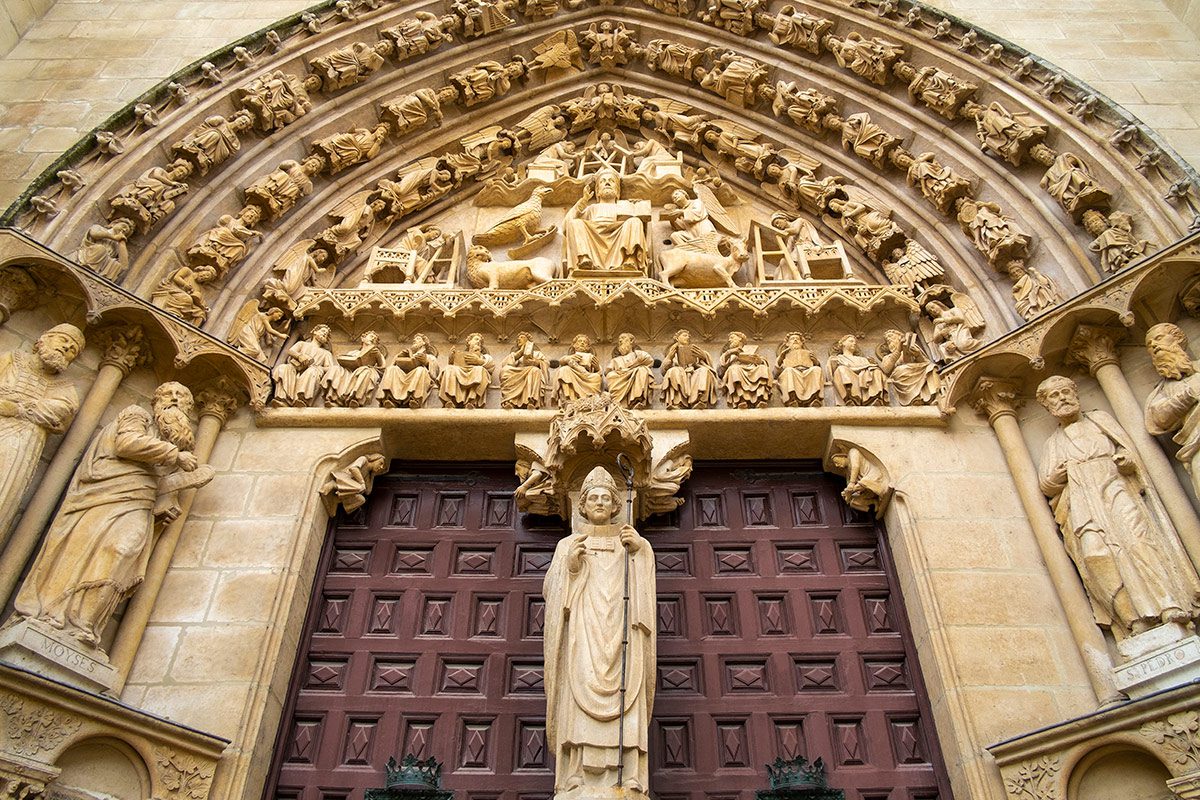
266,463,950,800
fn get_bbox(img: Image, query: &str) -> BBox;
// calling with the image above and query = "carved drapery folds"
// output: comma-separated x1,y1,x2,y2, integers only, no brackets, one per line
320,453,389,516
0,382,214,691
513,393,691,520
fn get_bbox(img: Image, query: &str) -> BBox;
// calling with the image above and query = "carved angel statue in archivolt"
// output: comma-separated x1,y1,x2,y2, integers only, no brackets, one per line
918,285,987,362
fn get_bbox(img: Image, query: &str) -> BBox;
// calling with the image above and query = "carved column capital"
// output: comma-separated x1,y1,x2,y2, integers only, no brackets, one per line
93,324,152,376
968,376,1022,424
194,377,243,426
0,267,39,326
1066,323,1126,375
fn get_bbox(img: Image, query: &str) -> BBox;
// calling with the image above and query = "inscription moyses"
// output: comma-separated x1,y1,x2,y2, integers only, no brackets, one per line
34,627,97,673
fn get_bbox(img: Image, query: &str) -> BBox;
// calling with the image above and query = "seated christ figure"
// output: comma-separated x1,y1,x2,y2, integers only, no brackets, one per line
564,168,650,273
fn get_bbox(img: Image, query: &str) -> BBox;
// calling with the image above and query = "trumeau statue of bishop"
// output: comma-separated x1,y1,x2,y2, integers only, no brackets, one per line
544,466,655,800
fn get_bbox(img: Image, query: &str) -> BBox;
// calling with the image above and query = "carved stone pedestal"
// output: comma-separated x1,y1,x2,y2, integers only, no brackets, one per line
1113,625,1200,698
556,787,650,800
0,619,116,694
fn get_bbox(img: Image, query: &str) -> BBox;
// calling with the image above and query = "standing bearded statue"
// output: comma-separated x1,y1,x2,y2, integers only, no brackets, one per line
1144,322,1200,498
1036,375,1200,640
13,382,212,649
544,466,655,800
0,324,84,539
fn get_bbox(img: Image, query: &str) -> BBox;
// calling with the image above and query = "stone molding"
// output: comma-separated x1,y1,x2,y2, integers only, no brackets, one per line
942,234,1200,411
988,681,1200,799
0,664,226,800
0,230,270,407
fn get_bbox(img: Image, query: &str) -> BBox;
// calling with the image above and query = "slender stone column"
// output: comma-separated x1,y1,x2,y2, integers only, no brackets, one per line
969,376,1123,705
1067,324,1200,568
108,378,241,692
0,325,151,606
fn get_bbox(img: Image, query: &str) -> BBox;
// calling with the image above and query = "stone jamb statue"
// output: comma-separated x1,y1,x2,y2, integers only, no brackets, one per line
544,465,655,800
0,324,84,539
11,382,213,651
1036,374,1200,642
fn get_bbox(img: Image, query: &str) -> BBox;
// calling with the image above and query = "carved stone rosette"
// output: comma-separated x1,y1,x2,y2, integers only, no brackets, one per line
513,393,691,520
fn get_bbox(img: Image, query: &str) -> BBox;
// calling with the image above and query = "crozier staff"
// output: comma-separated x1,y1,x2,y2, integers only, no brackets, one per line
544,466,656,798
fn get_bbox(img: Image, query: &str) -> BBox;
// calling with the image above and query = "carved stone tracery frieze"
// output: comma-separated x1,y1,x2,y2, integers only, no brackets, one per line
2,0,1188,353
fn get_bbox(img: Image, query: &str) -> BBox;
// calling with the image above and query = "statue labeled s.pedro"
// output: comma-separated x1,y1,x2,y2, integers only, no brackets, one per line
544,463,655,800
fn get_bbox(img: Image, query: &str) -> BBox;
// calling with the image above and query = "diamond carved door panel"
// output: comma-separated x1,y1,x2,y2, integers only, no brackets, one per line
266,463,950,800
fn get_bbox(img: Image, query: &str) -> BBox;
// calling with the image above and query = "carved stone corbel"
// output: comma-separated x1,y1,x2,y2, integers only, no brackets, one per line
824,440,892,517
513,394,691,520
320,453,390,516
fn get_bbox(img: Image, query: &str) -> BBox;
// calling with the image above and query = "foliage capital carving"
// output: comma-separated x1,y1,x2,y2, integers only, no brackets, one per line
1065,323,1126,375
968,375,1022,423
94,324,152,375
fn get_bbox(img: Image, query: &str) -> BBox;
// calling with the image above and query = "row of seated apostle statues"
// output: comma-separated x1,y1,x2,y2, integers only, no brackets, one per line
271,325,943,410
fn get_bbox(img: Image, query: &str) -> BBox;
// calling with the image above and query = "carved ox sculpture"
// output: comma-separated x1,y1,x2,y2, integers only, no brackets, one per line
657,235,749,288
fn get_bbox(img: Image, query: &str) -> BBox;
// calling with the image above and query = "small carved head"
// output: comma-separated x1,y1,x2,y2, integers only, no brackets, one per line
615,332,636,355
310,324,332,345
784,331,806,349
153,381,197,451
674,329,692,345
1145,322,1196,380
572,334,592,352
594,168,620,201
1035,375,1080,421
579,465,621,523
466,332,485,352
837,334,858,354
34,323,85,373
726,331,747,349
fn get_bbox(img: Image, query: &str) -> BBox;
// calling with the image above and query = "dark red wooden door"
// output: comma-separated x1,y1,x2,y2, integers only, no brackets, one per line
266,463,950,800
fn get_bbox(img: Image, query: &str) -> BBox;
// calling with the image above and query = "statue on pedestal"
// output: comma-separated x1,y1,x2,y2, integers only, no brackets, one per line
1036,375,1200,640
13,382,212,648
1144,323,1200,500
272,324,337,408
544,466,655,800
0,325,84,538
563,169,650,273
